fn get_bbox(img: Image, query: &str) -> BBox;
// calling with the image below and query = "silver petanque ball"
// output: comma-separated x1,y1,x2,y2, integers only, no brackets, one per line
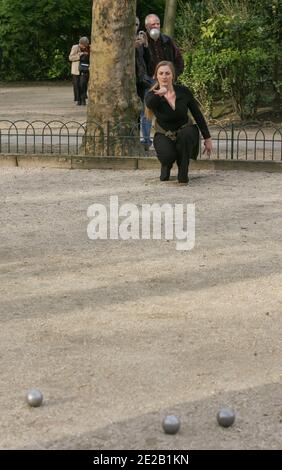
217,408,235,427
26,389,43,407
149,28,160,41
162,415,181,434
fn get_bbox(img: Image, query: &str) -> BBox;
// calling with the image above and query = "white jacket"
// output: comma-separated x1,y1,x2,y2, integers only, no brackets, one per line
69,44,81,76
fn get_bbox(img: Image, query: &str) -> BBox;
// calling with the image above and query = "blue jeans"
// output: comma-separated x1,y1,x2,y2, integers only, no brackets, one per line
140,111,152,146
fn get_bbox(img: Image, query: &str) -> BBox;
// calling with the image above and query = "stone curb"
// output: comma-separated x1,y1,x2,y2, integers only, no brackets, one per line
0,154,281,172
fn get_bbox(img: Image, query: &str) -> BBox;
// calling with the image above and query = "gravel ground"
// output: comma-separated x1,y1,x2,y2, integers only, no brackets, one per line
0,82,85,122
0,83,281,450
0,166,281,450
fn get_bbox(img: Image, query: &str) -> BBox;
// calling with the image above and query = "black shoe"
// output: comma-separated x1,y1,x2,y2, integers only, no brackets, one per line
178,177,189,185
77,101,82,106
160,166,171,181
81,100,86,106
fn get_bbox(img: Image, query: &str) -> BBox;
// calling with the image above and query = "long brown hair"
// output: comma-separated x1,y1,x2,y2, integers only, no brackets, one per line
145,61,176,121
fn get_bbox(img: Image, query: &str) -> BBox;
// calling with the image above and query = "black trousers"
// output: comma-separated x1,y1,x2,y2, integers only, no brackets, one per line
153,125,199,183
72,75,80,101
79,72,89,102
72,73,89,103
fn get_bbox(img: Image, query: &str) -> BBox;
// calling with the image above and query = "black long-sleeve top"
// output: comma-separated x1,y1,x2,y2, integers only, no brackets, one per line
145,84,211,139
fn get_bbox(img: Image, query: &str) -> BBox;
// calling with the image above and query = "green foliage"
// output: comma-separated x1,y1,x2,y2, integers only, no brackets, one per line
180,50,219,117
200,14,264,50
137,0,166,26
47,50,71,80
216,48,271,119
0,0,92,80
0,0,165,81
175,1,205,49
176,1,281,120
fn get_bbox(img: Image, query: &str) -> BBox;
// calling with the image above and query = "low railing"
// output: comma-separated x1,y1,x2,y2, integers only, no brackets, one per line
212,123,282,161
0,120,281,161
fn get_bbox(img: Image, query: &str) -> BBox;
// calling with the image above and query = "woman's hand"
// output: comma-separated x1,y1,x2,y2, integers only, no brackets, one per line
203,138,213,156
154,87,167,96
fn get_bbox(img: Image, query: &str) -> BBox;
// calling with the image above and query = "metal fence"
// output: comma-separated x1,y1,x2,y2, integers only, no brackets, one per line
0,119,281,160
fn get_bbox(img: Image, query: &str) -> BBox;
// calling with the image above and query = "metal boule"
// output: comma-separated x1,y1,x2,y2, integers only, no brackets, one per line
162,415,181,434
26,389,43,407
217,408,235,427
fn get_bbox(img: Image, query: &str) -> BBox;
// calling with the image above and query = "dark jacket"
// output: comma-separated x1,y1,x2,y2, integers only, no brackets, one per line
143,33,184,79
79,53,90,73
145,84,210,139
135,45,154,101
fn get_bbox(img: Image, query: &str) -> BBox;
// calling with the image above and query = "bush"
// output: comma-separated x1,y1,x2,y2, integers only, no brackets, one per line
0,0,92,81
178,8,275,119
180,50,219,117
181,46,271,120
216,48,272,119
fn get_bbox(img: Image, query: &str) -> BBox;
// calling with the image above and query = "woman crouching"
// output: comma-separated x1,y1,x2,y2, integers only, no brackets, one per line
145,61,212,185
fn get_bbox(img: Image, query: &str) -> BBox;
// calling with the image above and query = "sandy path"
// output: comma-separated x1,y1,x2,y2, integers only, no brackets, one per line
0,167,281,449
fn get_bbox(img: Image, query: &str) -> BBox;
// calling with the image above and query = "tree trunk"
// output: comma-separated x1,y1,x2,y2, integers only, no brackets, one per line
163,0,178,37
85,0,140,156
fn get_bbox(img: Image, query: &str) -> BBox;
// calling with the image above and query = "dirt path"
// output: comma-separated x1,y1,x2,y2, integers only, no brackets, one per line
0,82,86,123
0,166,281,449
0,83,281,450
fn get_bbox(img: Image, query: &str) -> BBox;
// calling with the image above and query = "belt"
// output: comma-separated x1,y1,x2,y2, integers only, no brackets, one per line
154,122,191,141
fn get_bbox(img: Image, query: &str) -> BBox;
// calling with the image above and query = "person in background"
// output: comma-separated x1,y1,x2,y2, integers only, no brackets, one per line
69,36,90,106
144,14,184,79
135,17,154,151
135,17,149,102
145,61,212,185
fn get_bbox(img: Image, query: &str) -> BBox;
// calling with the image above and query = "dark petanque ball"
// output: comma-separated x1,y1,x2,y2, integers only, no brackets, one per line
26,389,43,407
162,415,181,434
217,408,235,427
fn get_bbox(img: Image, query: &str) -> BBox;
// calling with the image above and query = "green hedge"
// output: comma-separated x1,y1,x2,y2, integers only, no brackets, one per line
176,2,282,120
0,0,92,80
